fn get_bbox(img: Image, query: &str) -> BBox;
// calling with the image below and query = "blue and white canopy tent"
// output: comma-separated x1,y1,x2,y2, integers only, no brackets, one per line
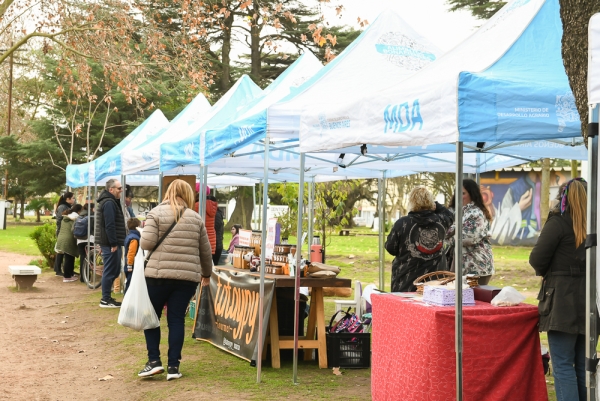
296,0,580,398
152,75,263,173
120,93,212,176
65,109,169,188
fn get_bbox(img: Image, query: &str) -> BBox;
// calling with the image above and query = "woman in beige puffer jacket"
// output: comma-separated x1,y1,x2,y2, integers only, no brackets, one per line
139,179,213,381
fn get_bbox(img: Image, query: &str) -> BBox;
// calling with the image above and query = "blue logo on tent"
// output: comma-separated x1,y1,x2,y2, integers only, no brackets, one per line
375,45,435,61
383,99,423,133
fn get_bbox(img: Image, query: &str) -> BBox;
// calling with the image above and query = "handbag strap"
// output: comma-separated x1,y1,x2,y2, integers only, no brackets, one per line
144,207,186,265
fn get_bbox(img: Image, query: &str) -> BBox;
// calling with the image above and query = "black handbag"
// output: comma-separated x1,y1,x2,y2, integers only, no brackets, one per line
143,217,179,268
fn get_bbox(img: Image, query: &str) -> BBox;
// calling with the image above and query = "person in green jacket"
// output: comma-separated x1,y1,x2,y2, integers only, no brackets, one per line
56,204,83,283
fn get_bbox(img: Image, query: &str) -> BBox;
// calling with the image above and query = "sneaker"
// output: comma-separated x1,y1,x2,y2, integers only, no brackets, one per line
55,272,64,277
166,366,182,381
138,361,164,377
63,276,78,283
99,298,122,308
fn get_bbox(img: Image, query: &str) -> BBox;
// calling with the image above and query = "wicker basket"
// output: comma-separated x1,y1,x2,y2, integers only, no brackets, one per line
413,271,455,295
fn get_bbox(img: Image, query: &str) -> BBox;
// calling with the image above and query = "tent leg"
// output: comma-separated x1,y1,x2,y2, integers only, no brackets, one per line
158,173,164,202
257,136,270,384
293,153,306,384
120,174,126,294
307,178,314,249
252,183,256,230
455,142,464,401
587,104,598,400
475,153,481,185
378,172,386,290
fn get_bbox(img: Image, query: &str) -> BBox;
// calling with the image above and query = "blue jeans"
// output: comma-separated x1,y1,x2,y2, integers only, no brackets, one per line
547,330,586,401
100,246,122,301
144,279,197,367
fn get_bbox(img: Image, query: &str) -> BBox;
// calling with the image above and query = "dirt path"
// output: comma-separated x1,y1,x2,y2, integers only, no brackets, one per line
0,252,136,401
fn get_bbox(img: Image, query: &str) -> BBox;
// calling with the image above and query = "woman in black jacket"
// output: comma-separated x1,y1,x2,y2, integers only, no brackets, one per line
53,191,75,276
385,186,453,292
529,179,594,401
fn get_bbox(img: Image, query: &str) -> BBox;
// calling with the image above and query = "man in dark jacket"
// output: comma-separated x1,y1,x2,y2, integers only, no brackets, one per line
214,208,224,265
385,187,453,292
96,179,126,308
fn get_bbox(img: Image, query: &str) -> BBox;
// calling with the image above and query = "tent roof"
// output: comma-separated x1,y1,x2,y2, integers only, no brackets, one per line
159,75,263,172
196,52,323,167
268,10,442,140
299,0,579,153
121,93,212,175
66,109,169,188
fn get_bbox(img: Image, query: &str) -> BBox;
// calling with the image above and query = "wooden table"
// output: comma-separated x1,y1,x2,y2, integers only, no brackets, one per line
214,266,351,368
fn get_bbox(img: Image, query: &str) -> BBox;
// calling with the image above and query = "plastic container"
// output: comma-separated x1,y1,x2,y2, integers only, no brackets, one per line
326,332,371,368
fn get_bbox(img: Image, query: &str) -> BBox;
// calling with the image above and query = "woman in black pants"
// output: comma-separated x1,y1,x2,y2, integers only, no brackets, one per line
54,192,75,276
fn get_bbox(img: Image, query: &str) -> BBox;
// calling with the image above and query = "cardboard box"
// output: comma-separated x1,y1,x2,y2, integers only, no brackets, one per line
473,285,502,303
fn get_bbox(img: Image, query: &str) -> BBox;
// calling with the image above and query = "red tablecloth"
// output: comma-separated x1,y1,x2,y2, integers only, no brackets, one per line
371,294,548,401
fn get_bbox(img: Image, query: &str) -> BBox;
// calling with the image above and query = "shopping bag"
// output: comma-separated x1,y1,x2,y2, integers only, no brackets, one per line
117,248,160,331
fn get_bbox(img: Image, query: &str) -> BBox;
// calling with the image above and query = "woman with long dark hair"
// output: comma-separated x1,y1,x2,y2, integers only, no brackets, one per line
447,179,494,284
54,192,75,276
530,179,594,401
139,179,213,380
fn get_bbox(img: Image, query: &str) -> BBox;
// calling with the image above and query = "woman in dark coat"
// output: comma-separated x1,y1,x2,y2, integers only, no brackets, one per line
54,192,75,276
529,179,596,401
385,186,453,292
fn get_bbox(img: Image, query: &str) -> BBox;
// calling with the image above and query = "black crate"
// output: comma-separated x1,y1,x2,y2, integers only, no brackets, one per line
326,332,371,368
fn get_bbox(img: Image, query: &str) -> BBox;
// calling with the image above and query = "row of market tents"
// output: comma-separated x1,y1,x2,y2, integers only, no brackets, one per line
66,0,600,395
66,0,585,190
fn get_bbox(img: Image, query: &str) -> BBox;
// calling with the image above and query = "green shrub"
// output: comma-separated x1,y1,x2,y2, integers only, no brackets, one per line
29,223,57,268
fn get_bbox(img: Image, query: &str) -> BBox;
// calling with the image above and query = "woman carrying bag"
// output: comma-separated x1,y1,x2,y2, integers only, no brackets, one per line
139,179,213,381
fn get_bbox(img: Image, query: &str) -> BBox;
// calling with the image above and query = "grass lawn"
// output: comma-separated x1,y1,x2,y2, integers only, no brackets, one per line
9,223,556,399
0,224,44,255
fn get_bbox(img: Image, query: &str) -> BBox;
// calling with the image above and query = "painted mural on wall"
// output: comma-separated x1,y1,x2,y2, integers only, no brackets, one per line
480,170,571,246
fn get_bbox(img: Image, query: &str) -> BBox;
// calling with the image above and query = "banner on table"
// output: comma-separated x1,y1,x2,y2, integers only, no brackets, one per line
194,269,274,361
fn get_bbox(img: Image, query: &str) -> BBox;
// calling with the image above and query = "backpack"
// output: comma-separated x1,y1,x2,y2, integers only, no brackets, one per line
72,216,89,239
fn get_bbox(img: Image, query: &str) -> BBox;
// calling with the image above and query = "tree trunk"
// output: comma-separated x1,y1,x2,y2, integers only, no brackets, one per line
221,10,234,92
13,197,17,217
19,197,24,219
559,1,600,140
541,158,550,227
571,159,578,178
250,0,261,82
227,187,254,230
36,209,41,223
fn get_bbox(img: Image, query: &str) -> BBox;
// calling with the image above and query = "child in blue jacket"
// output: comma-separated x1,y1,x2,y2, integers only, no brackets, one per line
124,218,142,293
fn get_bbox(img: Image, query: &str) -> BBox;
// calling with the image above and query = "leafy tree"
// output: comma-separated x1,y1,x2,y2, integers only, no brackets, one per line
447,0,505,20
25,198,53,223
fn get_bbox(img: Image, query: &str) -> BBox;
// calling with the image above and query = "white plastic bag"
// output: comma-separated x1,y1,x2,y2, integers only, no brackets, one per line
118,248,160,331
491,286,526,307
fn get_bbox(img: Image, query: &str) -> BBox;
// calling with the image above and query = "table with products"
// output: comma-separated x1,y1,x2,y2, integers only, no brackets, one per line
371,293,548,401
215,265,351,368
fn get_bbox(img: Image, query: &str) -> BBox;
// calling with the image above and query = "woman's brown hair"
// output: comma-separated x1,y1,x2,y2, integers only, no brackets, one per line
163,179,194,222
566,180,587,248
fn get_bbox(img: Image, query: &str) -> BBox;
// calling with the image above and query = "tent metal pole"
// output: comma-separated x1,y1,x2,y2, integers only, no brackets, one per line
307,177,314,249
475,153,481,185
93,183,99,289
257,135,270,384
158,173,164,202
202,165,208,218
378,171,386,290
293,153,306,384
120,174,126,294
455,142,464,401
586,103,598,400
252,182,256,230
